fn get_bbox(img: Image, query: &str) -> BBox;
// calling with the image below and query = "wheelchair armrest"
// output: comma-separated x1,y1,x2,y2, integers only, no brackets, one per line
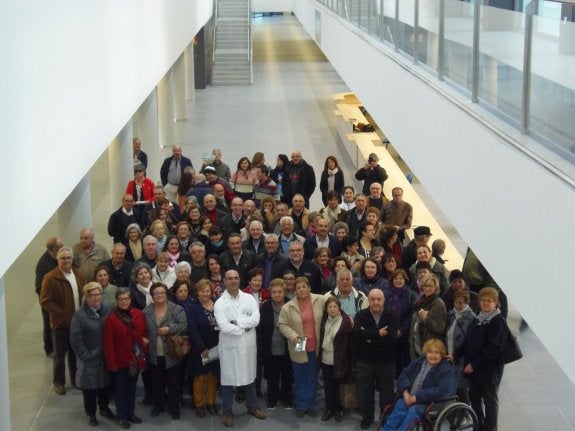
424,397,459,421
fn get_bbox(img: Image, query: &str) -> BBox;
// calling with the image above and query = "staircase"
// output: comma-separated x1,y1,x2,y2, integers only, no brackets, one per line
212,0,252,86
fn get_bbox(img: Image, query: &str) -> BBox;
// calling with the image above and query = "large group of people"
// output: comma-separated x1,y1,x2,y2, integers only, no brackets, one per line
36,141,510,431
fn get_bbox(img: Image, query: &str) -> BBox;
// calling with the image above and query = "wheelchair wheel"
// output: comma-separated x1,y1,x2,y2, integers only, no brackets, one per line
432,402,478,431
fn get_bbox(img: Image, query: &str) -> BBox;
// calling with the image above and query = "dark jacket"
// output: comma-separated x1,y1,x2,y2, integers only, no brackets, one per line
355,164,388,196
457,313,507,386
257,298,290,363
385,285,418,341
319,311,353,379
101,259,133,288
353,308,398,365
187,181,212,211
70,303,112,390
303,234,342,261
185,299,220,377
283,159,316,203
40,268,85,329
160,155,193,186
273,259,323,294
243,237,266,257
219,249,258,288
442,289,480,315
35,251,58,295
397,357,457,405
353,275,389,296
219,213,246,238
410,295,447,359
345,207,368,238
107,206,143,244
319,169,345,205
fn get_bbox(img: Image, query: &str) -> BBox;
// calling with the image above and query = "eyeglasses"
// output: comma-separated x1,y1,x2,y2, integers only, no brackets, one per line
87,293,102,298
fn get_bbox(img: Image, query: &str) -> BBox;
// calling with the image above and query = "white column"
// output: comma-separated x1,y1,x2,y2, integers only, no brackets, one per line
108,122,134,213
171,53,187,121
132,89,161,185
57,175,92,247
0,278,12,431
157,72,176,150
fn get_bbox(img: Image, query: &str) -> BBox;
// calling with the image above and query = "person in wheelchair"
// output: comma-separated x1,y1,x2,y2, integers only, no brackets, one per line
382,339,456,431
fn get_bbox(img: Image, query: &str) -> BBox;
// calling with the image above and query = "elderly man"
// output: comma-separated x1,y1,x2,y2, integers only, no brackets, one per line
142,185,180,226
40,246,85,395
219,234,257,288
159,145,193,201
409,244,450,294
200,148,231,181
214,270,267,427
324,269,367,318
243,200,257,218
101,244,133,288
354,152,388,196
72,228,110,282
278,216,305,255
367,182,387,215
107,194,142,244
257,234,288,289
204,165,236,204
289,194,310,236
35,237,64,356
253,165,280,207
203,193,227,225
383,187,413,243
283,150,316,208
186,173,212,211
219,197,246,238
189,242,209,283
272,203,296,235
133,137,148,168
136,235,159,267
402,226,432,271
273,241,322,294
243,220,266,257
353,289,398,429
345,194,368,238
212,182,230,212
303,217,342,260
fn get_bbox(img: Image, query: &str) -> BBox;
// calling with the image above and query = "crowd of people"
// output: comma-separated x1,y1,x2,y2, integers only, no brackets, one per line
36,140,510,431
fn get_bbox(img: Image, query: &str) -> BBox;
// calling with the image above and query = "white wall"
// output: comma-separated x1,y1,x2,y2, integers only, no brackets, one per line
252,0,294,12
294,0,575,383
0,0,213,277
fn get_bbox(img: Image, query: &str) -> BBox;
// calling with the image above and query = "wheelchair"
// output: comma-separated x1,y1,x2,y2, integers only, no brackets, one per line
377,397,478,431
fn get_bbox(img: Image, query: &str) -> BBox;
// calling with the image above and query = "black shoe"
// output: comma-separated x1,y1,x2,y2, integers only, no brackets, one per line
195,406,206,418
88,415,98,427
295,409,305,418
150,408,164,417
141,396,151,405
117,419,131,429
129,415,142,424
207,404,219,416
335,410,344,422
256,390,264,398
266,400,277,409
282,400,293,409
307,408,318,417
170,409,180,420
235,393,245,403
100,408,116,420
360,417,373,429
321,410,334,421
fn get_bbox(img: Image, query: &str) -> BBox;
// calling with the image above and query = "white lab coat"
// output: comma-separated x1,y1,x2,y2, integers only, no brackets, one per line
214,289,260,386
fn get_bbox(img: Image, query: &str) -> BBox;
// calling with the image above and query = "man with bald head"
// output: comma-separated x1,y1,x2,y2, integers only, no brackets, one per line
72,228,110,282
133,137,148,168
101,243,133,288
160,144,193,201
282,150,316,208
353,289,398,429
107,194,143,244
219,197,246,238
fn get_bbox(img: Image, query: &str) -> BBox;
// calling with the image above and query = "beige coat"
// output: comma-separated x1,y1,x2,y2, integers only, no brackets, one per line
277,293,325,363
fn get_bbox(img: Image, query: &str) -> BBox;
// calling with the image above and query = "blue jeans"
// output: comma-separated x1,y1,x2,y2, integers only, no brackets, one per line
221,382,258,414
113,368,139,421
382,399,422,431
292,352,318,411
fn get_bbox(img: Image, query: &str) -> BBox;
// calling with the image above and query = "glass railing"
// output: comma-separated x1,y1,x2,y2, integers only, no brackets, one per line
315,0,575,178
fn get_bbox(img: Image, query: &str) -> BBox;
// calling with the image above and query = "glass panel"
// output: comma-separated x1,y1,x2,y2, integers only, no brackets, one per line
366,0,380,36
531,14,575,154
443,0,475,92
477,5,524,124
336,0,347,18
397,0,416,57
382,0,397,46
418,0,440,68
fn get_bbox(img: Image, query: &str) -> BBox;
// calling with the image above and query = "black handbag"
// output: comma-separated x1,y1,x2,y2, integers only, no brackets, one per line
499,325,523,365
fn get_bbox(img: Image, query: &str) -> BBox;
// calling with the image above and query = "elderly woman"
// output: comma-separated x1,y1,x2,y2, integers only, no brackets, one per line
446,290,476,409
278,277,326,418
409,244,450,295
442,269,480,315
70,282,115,427
313,247,334,293
124,223,143,262
388,269,418,375
332,221,349,242
94,265,118,308
382,339,456,431
341,235,364,275
103,288,147,429
455,287,507,431
175,221,194,252
409,274,447,360
185,279,220,418
152,252,177,289
149,220,168,252
143,282,187,420
319,297,353,422
257,278,293,409
260,196,277,232
282,269,297,299
353,257,389,296
174,261,191,288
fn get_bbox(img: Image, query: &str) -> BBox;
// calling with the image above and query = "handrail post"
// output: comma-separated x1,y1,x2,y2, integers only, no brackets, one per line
438,0,445,80
522,0,537,134
471,0,481,103
414,0,420,63
394,0,400,52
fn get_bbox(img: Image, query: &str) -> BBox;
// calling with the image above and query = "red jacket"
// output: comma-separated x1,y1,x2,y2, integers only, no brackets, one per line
241,287,270,306
103,307,147,371
125,178,156,203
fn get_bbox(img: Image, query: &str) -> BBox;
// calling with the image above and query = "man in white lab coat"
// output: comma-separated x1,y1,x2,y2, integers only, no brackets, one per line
214,270,267,427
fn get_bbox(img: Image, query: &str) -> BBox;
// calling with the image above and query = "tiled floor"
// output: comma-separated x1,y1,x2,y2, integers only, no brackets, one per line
5,14,575,431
